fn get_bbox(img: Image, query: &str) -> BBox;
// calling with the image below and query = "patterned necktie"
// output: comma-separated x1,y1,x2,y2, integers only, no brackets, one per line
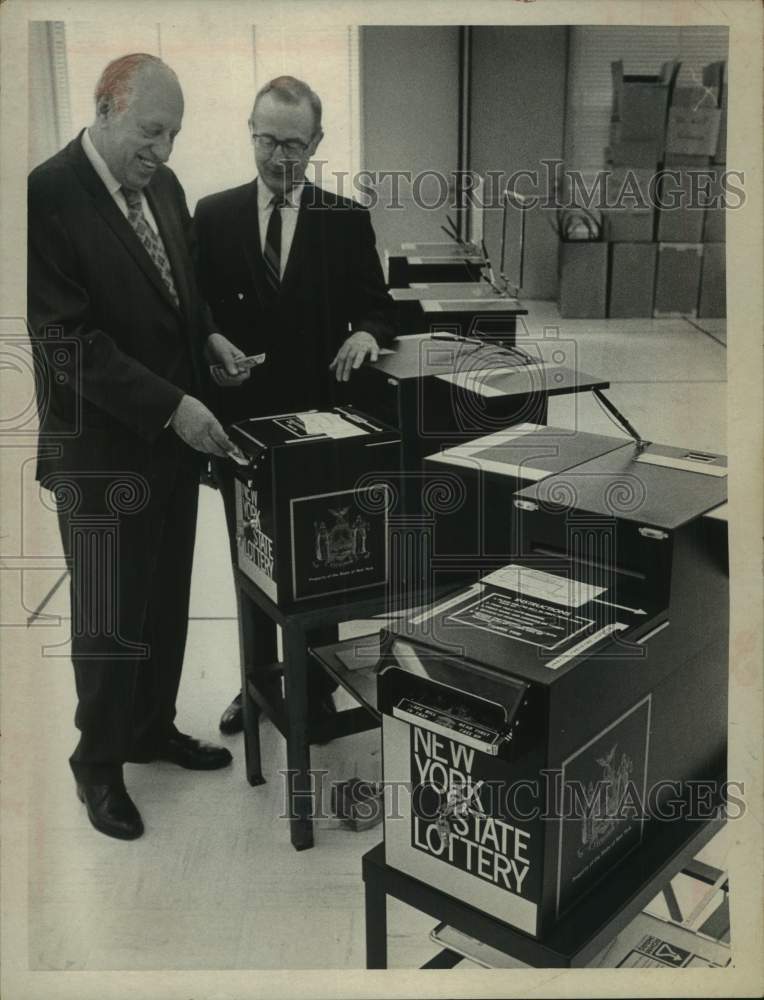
263,195,284,296
121,186,180,308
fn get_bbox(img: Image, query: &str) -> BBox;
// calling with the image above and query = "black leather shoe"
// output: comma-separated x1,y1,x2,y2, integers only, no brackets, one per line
219,692,243,735
76,781,144,840
157,731,233,770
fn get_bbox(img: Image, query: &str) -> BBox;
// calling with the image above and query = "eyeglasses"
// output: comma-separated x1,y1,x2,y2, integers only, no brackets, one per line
250,132,311,156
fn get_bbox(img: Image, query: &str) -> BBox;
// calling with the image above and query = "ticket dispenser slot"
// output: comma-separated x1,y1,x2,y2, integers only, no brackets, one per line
378,638,532,761
514,511,672,618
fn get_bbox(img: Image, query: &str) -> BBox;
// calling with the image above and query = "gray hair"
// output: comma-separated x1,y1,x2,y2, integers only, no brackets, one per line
249,75,322,132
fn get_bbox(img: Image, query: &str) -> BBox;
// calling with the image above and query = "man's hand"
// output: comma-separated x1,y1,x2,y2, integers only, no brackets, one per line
206,332,251,387
329,331,379,382
170,395,243,460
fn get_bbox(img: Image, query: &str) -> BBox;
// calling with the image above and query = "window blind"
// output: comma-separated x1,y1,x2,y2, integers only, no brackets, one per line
28,21,71,169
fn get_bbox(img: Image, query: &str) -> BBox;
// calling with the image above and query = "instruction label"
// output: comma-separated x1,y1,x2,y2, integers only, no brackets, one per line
617,934,722,968
447,591,593,651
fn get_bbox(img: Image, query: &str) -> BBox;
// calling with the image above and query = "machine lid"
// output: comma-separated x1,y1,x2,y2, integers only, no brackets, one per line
425,425,630,481
388,568,659,687
435,364,609,399
515,441,727,530
420,298,527,315
371,336,608,397
391,282,517,301
370,334,526,380
229,407,390,457
398,241,481,259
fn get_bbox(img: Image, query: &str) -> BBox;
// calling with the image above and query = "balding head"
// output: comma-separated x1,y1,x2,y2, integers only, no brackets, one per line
94,53,181,117
89,53,184,190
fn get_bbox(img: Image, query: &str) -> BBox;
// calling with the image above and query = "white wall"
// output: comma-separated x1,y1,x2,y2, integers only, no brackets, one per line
360,25,568,298
470,26,568,301
360,26,461,259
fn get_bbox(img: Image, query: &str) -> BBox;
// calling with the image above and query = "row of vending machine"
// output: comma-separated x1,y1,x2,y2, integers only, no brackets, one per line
228,312,728,943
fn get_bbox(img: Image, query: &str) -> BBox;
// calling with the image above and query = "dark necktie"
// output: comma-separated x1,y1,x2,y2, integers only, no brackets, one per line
121,186,180,308
263,196,284,296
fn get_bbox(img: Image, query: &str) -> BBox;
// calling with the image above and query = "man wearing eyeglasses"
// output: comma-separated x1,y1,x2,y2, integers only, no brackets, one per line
196,76,396,735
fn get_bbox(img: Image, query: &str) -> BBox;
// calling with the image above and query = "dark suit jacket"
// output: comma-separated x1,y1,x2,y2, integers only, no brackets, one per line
27,132,211,480
194,180,396,424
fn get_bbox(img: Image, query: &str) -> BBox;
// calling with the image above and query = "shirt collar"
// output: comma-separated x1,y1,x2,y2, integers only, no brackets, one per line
81,128,123,198
256,178,304,211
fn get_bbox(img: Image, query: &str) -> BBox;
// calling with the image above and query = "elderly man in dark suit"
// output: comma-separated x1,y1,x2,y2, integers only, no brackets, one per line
194,75,396,735
28,53,247,840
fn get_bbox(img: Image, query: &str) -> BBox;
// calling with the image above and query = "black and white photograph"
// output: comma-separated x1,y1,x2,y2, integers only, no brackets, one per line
1,1,762,998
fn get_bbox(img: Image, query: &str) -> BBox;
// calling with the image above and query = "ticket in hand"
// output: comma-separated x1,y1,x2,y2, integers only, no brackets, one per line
226,446,249,465
236,353,266,370
210,353,266,378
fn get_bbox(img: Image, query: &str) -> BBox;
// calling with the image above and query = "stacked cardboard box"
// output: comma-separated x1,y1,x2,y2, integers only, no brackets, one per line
599,60,727,319
698,61,727,318
604,61,677,317
558,240,608,318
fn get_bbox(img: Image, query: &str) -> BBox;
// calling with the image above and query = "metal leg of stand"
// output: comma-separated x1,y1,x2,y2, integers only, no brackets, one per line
238,592,269,787
365,871,388,969
282,623,314,850
662,882,684,923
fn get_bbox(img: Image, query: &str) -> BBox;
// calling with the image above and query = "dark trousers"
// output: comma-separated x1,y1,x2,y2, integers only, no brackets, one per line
54,433,200,784
212,458,338,702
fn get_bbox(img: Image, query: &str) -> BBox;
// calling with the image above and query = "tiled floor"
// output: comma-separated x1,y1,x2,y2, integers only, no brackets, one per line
22,304,729,971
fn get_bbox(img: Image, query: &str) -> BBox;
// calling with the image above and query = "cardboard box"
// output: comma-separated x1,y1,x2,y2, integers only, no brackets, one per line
703,60,727,163
558,241,608,318
609,243,657,317
603,209,654,242
698,243,726,318
663,153,711,168
664,64,726,160
658,163,725,242
656,169,706,243
665,106,722,157
617,86,670,140
671,85,719,110
703,167,726,242
714,104,727,164
704,205,726,243
606,139,663,169
603,167,654,241
611,60,680,139
653,243,702,317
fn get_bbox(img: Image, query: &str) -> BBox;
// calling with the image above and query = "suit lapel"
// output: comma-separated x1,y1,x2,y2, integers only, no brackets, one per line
68,136,180,314
281,183,329,307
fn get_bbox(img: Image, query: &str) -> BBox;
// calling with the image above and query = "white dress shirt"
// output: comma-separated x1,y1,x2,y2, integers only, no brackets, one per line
81,129,159,234
256,179,303,278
